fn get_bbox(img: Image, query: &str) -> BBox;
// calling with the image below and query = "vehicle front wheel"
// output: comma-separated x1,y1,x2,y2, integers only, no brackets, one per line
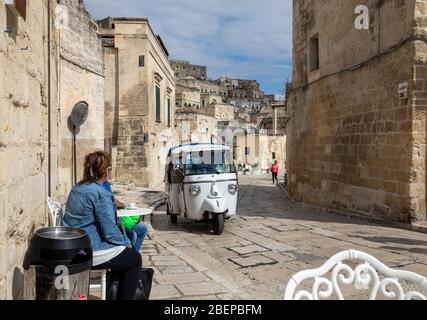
212,214,224,235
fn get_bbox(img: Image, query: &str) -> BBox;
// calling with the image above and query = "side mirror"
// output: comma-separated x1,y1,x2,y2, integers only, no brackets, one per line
174,165,184,174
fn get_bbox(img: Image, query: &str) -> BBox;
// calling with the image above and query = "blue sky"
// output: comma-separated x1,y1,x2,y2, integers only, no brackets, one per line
84,0,293,96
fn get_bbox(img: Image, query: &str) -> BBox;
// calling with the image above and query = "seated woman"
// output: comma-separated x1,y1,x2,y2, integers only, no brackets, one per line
102,180,149,253
63,151,141,300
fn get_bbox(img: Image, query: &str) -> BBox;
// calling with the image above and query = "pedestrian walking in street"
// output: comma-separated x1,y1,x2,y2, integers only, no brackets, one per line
63,151,142,300
271,160,279,184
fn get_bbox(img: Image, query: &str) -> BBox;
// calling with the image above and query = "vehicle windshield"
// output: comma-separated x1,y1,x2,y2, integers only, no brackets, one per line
184,150,236,176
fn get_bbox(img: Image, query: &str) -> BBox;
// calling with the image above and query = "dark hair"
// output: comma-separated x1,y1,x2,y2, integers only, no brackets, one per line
79,151,111,185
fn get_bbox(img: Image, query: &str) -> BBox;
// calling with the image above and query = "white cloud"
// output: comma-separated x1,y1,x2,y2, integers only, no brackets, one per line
84,0,292,94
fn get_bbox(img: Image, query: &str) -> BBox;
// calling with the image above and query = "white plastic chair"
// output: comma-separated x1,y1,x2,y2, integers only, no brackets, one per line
47,197,64,227
284,249,427,300
90,269,108,300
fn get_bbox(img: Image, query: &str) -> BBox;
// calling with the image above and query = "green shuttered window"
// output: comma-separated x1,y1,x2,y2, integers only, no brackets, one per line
167,98,171,127
156,85,161,123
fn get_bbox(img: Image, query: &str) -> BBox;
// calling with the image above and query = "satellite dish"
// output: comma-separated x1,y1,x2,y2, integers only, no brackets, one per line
70,101,89,127
69,101,89,186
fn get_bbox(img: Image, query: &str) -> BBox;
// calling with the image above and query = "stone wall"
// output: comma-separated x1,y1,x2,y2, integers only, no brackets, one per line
58,0,105,194
0,0,59,299
171,60,207,80
0,0,107,299
103,46,118,143
201,93,225,108
411,0,427,221
287,0,427,223
175,112,218,144
234,134,286,172
230,98,262,112
178,78,227,97
203,103,235,121
145,24,176,188
109,19,176,188
176,82,201,108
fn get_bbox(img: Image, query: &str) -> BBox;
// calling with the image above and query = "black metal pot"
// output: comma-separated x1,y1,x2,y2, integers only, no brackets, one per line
23,227,93,300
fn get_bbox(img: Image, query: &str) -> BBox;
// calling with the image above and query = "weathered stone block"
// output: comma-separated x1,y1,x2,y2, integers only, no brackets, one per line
230,255,277,268
287,0,426,224
228,245,269,256
156,273,209,285
150,284,181,300
175,281,227,296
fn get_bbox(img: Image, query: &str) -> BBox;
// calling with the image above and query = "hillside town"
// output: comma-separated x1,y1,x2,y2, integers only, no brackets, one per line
1,0,427,302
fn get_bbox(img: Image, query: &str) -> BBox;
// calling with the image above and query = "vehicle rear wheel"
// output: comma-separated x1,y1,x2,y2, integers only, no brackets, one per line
212,214,224,235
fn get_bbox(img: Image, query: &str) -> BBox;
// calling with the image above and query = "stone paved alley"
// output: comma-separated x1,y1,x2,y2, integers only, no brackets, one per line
115,175,427,300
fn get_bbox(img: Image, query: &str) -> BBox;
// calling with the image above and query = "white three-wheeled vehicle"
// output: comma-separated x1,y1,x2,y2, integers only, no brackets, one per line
165,143,238,235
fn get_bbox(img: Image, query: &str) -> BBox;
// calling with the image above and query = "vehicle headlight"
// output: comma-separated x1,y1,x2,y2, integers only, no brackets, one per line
190,185,201,196
228,184,238,195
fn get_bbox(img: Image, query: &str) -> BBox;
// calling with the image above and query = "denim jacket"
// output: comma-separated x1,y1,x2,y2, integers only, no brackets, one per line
63,182,130,251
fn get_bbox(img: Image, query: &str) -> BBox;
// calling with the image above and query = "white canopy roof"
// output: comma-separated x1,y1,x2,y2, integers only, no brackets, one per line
168,143,231,156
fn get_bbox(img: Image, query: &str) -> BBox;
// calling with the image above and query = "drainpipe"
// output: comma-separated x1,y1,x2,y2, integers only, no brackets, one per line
273,106,278,136
47,0,52,197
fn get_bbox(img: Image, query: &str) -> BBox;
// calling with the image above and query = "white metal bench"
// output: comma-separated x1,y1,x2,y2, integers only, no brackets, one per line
284,249,427,300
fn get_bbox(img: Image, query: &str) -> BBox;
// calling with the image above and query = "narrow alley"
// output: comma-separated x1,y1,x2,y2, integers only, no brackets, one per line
138,175,427,300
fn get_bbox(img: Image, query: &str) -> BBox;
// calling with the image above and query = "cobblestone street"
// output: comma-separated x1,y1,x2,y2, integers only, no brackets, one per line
137,175,427,300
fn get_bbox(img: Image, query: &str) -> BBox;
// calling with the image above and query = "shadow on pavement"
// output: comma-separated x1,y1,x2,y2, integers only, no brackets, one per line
380,246,427,255
151,176,416,235
351,236,427,246
236,181,393,229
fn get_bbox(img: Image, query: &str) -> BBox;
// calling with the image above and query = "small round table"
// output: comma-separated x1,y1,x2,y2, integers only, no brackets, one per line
117,208,152,218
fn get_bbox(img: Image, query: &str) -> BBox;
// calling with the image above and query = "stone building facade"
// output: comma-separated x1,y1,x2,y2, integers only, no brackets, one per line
287,0,427,223
224,79,264,100
217,77,275,114
170,60,207,80
229,98,262,113
0,1,175,298
0,0,59,299
0,0,108,299
231,131,287,173
255,102,289,136
177,77,228,97
175,110,218,144
201,93,227,108
100,18,176,188
172,62,285,173
202,102,235,122
57,0,105,195
176,81,201,109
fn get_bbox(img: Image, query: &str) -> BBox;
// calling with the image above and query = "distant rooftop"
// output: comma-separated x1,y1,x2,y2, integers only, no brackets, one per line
97,17,169,57
108,17,149,22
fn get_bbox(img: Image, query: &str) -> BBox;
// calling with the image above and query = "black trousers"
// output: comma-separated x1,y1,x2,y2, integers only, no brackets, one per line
272,173,278,183
96,248,142,300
